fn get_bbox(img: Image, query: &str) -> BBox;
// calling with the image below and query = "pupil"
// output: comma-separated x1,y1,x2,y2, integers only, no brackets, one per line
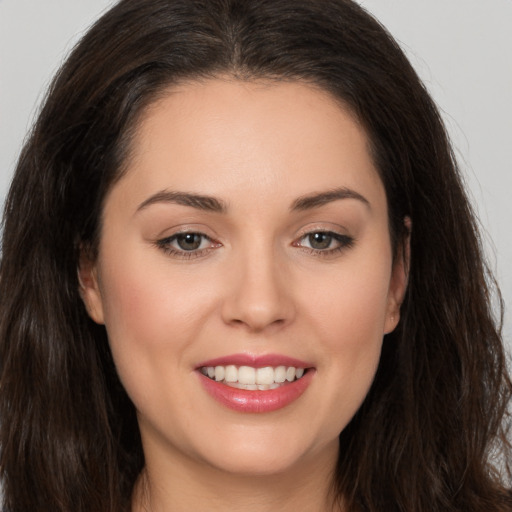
177,233,202,251
309,232,332,250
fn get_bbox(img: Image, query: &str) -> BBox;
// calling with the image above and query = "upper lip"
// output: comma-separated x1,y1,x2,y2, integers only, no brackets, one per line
196,353,313,369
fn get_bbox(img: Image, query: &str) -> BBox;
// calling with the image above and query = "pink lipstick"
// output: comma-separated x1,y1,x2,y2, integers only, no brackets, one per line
196,353,315,413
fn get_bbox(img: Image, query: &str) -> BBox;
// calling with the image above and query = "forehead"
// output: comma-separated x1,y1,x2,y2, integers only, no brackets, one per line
111,78,386,213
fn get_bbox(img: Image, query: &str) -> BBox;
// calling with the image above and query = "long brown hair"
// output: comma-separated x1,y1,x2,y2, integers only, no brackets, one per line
1,1,510,510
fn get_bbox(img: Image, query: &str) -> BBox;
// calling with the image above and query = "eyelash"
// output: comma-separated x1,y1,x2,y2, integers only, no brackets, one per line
155,232,220,260
155,230,355,260
293,231,355,257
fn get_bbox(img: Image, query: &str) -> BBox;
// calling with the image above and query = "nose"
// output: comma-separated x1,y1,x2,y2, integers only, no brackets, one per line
221,245,296,333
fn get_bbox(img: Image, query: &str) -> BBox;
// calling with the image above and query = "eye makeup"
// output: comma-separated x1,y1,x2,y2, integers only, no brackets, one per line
153,227,356,261
154,231,222,260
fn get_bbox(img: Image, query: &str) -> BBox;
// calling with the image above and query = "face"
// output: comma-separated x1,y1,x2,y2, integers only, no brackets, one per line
80,79,407,479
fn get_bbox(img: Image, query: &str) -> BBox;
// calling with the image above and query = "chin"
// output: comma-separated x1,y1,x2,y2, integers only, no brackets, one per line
190,426,339,478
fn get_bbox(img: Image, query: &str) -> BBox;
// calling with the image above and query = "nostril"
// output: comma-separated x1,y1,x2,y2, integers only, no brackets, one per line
227,315,287,332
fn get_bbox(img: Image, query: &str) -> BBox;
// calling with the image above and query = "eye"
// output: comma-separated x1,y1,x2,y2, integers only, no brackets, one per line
294,231,354,255
172,233,208,251
155,232,221,258
304,232,335,250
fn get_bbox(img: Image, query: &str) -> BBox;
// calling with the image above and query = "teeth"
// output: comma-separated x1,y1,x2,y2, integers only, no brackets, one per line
238,366,256,385
256,366,274,385
214,366,225,381
201,365,307,388
224,365,237,383
275,366,286,383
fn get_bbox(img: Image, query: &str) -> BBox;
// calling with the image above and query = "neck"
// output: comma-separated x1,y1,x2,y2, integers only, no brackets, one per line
132,440,343,512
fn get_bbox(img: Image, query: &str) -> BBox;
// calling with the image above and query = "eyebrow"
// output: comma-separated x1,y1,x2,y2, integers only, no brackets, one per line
136,190,227,213
290,187,370,211
136,186,369,215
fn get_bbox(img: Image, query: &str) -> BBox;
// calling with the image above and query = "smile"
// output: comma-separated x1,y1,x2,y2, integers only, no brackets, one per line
200,365,306,390
196,355,315,413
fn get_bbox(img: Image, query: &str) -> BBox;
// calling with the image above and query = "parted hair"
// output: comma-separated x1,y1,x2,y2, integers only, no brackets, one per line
1,1,511,511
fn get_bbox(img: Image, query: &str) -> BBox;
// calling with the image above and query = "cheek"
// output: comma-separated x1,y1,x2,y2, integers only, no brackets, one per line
96,253,216,402
305,254,392,349
312,275,387,385
100,247,216,336
299,253,391,427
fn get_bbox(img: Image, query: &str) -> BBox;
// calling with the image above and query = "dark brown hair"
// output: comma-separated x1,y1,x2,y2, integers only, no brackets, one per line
1,1,510,510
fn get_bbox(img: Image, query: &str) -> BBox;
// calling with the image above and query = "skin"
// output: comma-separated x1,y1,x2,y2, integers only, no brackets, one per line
80,78,408,512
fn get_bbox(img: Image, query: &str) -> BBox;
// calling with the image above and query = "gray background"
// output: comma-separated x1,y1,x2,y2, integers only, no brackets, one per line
1,0,511,353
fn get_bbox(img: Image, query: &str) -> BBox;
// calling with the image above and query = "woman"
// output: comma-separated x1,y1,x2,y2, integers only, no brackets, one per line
0,0,510,511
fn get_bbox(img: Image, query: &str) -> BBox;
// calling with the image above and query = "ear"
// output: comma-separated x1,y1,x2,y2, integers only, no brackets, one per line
384,217,411,334
78,250,105,325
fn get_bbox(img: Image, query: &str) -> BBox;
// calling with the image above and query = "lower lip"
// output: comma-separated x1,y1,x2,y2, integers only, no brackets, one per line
198,370,315,413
